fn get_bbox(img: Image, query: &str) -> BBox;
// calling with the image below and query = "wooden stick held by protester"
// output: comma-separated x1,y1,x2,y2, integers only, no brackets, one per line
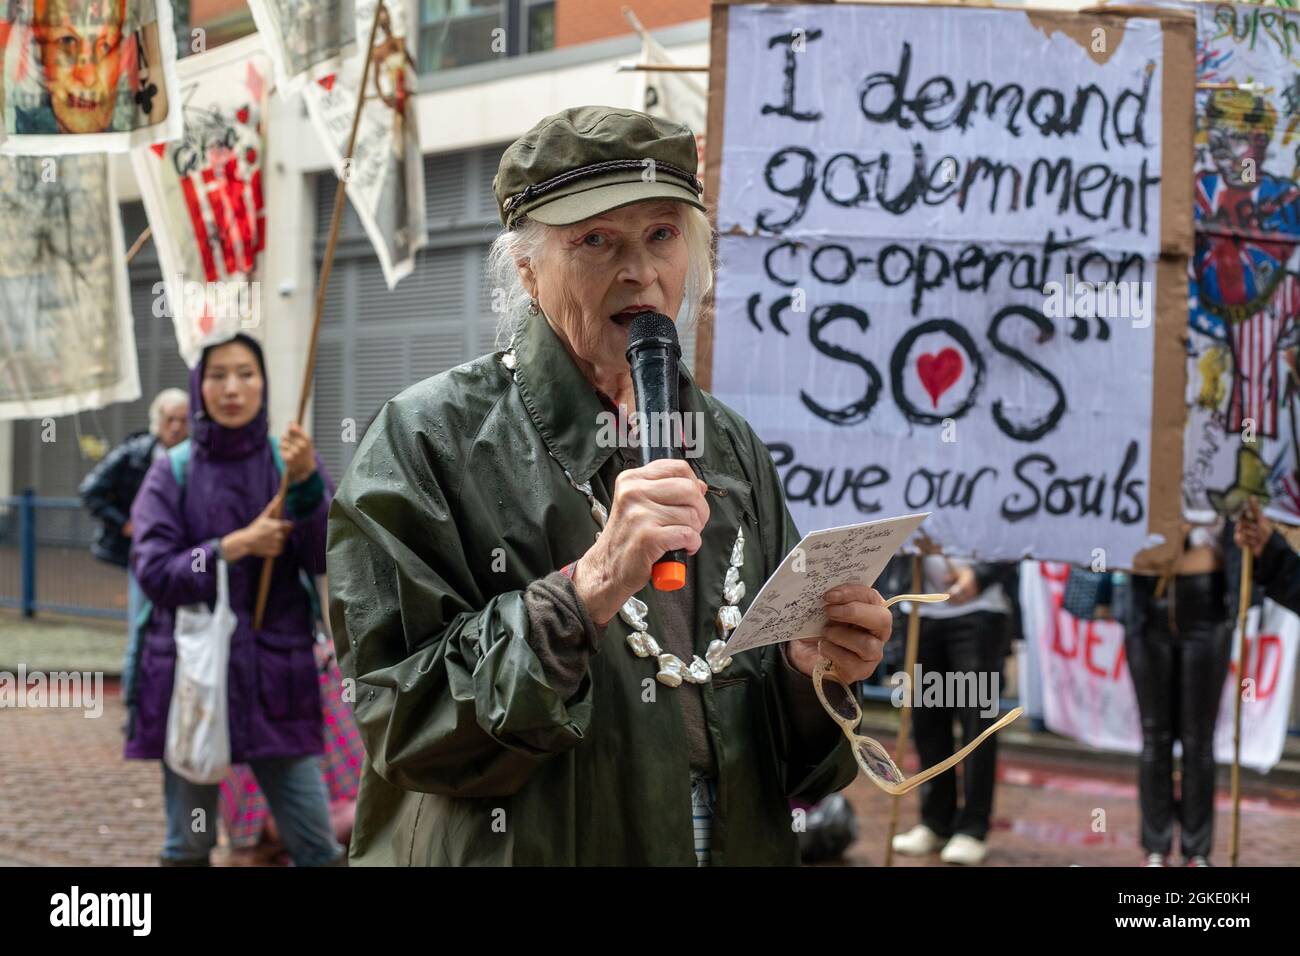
252,0,388,630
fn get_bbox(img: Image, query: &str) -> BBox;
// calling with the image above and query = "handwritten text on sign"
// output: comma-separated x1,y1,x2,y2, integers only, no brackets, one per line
712,5,1169,564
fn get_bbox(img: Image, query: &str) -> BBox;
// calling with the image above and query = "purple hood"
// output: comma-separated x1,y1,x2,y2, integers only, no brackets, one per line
125,332,335,762
189,332,271,461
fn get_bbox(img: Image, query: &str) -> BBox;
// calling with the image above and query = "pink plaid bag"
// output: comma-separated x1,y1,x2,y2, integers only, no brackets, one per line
218,636,364,848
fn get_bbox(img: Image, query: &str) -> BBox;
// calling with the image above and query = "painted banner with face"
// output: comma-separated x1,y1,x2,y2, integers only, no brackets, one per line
0,0,180,154
245,0,355,96
1186,2,1300,525
708,3,1191,569
131,34,271,367
301,0,424,289
1020,561,1299,773
0,153,139,418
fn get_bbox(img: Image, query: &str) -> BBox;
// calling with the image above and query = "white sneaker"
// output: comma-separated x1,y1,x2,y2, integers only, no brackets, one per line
940,834,989,865
892,824,943,857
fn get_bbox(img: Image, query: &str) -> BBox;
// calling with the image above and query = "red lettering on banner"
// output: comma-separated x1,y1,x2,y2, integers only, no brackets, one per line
1256,635,1280,699
1083,622,1108,678
1232,634,1282,700
1052,613,1079,658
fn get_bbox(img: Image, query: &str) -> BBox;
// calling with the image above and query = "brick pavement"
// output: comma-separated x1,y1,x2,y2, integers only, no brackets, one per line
841,734,1300,867
1,689,1298,866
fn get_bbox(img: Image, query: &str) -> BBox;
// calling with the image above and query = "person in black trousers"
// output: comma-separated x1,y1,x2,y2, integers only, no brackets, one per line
1125,522,1233,868
892,557,1018,865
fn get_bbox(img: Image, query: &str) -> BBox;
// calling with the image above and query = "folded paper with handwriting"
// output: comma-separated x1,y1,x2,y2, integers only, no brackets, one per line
723,512,931,655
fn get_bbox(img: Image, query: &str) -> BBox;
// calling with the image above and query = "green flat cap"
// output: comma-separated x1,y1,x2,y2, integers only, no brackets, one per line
494,105,705,230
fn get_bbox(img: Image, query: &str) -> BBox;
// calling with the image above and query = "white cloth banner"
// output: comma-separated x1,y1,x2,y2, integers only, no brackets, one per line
245,0,355,96
0,153,139,419
301,0,425,289
0,0,181,155
131,34,271,367
711,4,1179,566
1021,561,1300,773
634,17,706,182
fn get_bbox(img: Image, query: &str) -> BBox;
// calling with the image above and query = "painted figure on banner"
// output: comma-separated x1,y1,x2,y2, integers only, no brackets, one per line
1,0,177,149
1189,9,1300,523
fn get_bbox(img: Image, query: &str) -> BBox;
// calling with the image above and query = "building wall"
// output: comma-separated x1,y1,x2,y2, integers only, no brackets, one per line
557,0,708,47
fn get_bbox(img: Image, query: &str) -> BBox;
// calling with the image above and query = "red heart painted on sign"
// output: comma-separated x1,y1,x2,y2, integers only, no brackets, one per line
236,106,250,124
318,74,336,91
917,347,963,408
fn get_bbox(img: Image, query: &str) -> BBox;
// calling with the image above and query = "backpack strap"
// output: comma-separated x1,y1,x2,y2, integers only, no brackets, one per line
167,438,192,490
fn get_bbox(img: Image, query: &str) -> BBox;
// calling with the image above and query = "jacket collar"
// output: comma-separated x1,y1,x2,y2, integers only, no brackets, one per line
510,311,744,486
511,312,617,484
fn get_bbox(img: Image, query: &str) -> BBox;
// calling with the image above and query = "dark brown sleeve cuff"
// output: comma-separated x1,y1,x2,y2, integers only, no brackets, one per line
522,570,605,700
776,644,843,751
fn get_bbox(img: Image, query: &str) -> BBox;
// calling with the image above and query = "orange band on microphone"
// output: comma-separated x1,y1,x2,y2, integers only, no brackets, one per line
653,561,686,591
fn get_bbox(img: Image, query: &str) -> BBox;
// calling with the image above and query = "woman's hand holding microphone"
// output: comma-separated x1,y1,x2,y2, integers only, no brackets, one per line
572,459,710,628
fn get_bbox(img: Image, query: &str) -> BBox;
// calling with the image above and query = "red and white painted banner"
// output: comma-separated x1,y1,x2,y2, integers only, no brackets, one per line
131,34,271,366
1021,561,1299,773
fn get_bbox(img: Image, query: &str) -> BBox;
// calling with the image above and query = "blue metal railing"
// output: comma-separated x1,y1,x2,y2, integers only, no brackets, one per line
0,490,128,621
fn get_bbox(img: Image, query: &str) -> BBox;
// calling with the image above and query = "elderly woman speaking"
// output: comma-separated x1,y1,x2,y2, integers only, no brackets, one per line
327,106,892,866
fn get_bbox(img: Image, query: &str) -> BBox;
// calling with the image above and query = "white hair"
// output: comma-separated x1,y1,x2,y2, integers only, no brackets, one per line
484,203,715,351
149,388,189,436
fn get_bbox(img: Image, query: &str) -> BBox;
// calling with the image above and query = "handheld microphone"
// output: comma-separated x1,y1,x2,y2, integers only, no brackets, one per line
626,311,688,592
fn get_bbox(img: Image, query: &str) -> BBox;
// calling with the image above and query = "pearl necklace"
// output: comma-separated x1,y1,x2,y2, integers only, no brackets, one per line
503,348,740,687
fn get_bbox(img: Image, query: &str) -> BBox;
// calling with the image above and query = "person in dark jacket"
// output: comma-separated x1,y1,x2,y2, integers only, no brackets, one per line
127,333,343,867
1234,497,1300,615
79,388,188,725
80,389,189,568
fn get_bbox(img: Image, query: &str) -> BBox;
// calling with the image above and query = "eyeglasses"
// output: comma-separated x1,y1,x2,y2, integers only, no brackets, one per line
812,592,1025,796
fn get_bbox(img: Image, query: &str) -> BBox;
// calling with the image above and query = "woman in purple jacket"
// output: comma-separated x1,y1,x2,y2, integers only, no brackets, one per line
127,333,344,867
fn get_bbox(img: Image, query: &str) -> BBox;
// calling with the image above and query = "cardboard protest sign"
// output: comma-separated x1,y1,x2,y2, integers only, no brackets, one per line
0,0,181,154
703,1,1193,570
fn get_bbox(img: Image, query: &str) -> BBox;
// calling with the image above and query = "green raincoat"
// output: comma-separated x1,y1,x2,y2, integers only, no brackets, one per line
326,314,858,865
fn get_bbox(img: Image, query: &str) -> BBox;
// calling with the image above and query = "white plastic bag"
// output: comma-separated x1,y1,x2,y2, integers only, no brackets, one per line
164,558,236,785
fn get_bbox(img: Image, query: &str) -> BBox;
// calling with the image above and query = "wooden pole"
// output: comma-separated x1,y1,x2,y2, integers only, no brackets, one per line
252,0,387,631
1229,547,1254,867
616,63,709,73
125,227,152,265
884,553,924,867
